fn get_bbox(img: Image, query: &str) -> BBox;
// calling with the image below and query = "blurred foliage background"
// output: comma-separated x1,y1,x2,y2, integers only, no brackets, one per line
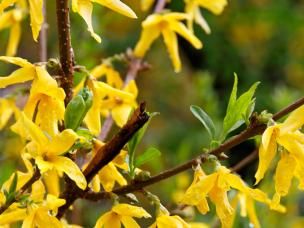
1,0,304,227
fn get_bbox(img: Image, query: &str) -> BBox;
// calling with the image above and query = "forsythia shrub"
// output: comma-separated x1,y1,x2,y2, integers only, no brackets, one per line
0,0,303,227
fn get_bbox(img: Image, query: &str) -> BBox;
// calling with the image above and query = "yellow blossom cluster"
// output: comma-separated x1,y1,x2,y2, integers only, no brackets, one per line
255,106,304,209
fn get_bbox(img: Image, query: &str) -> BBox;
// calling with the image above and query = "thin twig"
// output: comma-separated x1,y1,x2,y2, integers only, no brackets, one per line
231,149,258,172
84,97,304,201
154,0,167,13
38,0,48,62
99,116,114,141
56,0,74,105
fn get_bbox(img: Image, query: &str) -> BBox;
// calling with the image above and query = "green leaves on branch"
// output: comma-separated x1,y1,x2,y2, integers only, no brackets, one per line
222,74,259,139
135,147,161,167
190,74,259,145
64,88,93,130
3,173,18,204
127,112,160,177
190,105,216,140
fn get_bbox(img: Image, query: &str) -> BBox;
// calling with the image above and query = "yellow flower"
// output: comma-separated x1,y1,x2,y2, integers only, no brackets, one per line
28,0,43,41
229,192,261,228
0,9,24,56
94,203,151,228
184,0,227,33
0,0,27,14
141,0,155,11
255,106,304,207
0,0,41,41
181,166,281,228
134,12,202,72
89,140,128,192
150,208,190,228
0,56,66,135
0,180,65,227
72,0,137,42
76,72,136,135
0,97,19,130
11,112,87,190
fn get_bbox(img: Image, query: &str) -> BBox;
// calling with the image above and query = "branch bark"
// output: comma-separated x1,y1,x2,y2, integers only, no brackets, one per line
83,97,304,201
56,103,150,218
56,0,74,104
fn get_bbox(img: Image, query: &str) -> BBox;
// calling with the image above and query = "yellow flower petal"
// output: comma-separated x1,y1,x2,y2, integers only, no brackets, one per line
134,25,161,57
169,20,202,49
33,66,66,101
120,216,140,228
6,19,21,56
47,129,78,155
94,0,137,18
255,126,279,184
72,0,101,43
35,209,63,228
194,7,211,34
112,104,133,127
43,169,60,196
280,105,304,133
181,173,217,205
0,67,35,88
11,112,48,147
46,194,66,212
209,186,234,228
0,208,27,225
197,0,228,15
94,212,121,228
98,163,127,192
51,156,87,190
28,0,44,41
162,28,180,72
0,0,18,14
274,152,296,198
112,204,151,218
0,56,32,67
141,0,154,11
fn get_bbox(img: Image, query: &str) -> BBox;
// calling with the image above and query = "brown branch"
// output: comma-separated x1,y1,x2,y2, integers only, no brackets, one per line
83,97,304,201
56,0,74,105
56,103,150,218
231,149,258,172
0,168,41,214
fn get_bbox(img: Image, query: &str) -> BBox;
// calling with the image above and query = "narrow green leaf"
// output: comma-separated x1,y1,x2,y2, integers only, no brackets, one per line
128,112,159,177
223,75,259,138
135,147,161,167
226,74,238,114
190,105,216,139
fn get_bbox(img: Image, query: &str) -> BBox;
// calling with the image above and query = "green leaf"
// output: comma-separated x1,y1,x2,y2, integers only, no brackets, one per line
223,74,259,138
135,147,161,167
128,112,159,177
9,173,18,194
190,105,216,140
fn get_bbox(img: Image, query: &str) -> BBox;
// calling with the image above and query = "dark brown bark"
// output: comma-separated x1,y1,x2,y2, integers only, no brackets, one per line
56,0,74,105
